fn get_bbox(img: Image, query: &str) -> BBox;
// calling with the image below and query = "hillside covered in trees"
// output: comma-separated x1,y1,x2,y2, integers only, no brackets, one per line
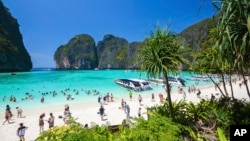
54,17,216,70
0,0,32,72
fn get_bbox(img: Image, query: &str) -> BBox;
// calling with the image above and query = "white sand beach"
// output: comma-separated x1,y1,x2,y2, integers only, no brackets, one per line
0,79,249,141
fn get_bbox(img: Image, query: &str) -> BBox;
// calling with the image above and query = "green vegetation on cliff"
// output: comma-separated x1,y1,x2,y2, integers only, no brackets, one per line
0,0,32,72
54,34,97,69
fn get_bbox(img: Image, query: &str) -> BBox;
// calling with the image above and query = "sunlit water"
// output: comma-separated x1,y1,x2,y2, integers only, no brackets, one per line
0,69,214,113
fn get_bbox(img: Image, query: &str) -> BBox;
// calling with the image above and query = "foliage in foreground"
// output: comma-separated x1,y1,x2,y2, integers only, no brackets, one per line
36,114,185,141
36,97,250,141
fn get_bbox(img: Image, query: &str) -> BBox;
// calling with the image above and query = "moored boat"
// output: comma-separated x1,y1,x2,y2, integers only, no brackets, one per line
148,76,186,87
114,78,152,92
186,75,210,82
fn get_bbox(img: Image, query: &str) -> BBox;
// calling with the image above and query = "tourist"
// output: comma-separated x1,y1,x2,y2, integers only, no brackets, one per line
125,103,130,120
211,93,215,102
138,107,142,118
84,124,89,129
107,93,110,102
17,123,28,141
138,95,142,106
103,96,106,105
41,96,44,103
63,105,71,124
183,91,186,101
98,95,102,105
2,108,11,125
110,93,114,102
39,113,45,134
151,93,155,102
159,93,164,103
99,105,105,121
123,101,130,119
16,107,23,118
121,99,125,110
123,102,128,113
129,90,133,100
6,105,12,120
47,113,55,128
197,89,201,98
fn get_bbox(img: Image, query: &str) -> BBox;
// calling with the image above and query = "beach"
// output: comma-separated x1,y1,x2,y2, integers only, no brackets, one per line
0,77,249,141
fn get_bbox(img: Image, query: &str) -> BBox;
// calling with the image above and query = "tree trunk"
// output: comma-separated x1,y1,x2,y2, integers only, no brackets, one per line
206,73,225,96
242,73,250,98
229,73,234,99
164,72,174,119
221,73,229,96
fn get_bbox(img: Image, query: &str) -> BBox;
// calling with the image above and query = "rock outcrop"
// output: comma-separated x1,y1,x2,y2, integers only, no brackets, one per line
54,34,142,69
54,34,97,69
178,17,217,67
0,0,32,72
97,34,129,69
54,17,217,70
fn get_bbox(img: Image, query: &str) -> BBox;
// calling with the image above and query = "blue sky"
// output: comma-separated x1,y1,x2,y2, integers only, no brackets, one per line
2,0,215,68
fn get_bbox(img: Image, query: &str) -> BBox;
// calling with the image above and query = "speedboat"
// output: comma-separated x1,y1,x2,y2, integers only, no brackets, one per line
114,78,152,92
148,76,186,87
168,76,186,86
187,75,210,82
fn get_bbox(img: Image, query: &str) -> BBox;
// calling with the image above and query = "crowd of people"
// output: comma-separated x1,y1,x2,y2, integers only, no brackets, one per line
3,78,245,141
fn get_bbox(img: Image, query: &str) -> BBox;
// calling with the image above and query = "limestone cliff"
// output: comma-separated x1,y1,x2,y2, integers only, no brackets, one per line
0,0,32,72
54,17,217,70
178,17,218,68
54,34,97,69
97,34,129,69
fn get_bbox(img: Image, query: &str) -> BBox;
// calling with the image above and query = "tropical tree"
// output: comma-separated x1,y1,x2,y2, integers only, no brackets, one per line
213,0,250,97
137,25,188,118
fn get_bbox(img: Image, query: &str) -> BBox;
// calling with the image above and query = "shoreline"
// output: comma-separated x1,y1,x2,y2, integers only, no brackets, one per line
0,79,249,141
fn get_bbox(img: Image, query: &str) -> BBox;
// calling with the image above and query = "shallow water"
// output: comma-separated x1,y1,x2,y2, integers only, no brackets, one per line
0,69,214,113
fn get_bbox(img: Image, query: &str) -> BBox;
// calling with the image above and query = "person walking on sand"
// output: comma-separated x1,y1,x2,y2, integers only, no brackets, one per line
183,91,186,101
16,107,23,118
63,105,71,124
126,103,130,120
39,113,45,134
159,93,164,103
6,105,12,120
110,93,114,102
99,105,105,121
17,123,28,141
129,90,133,100
138,107,142,118
151,93,155,102
138,95,142,106
121,98,125,110
2,108,11,125
47,113,55,128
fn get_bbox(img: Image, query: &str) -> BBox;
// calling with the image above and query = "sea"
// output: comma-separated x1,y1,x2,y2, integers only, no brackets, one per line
0,69,214,114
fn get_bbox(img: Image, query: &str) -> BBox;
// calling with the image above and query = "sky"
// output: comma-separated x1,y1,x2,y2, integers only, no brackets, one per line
2,0,215,68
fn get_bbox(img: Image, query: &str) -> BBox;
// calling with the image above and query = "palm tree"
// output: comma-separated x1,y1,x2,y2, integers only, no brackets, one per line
137,25,187,118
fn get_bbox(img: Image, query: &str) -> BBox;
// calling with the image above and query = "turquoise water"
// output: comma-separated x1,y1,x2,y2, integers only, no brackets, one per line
0,69,214,113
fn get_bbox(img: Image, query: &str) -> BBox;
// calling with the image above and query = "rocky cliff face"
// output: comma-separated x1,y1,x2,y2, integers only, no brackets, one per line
0,0,32,72
54,34,141,69
178,17,217,67
54,17,216,70
97,34,129,69
54,34,97,69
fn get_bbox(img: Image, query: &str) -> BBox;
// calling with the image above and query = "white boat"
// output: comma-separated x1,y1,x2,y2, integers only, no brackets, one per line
187,75,210,82
148,76,186,87
114,78,152,92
